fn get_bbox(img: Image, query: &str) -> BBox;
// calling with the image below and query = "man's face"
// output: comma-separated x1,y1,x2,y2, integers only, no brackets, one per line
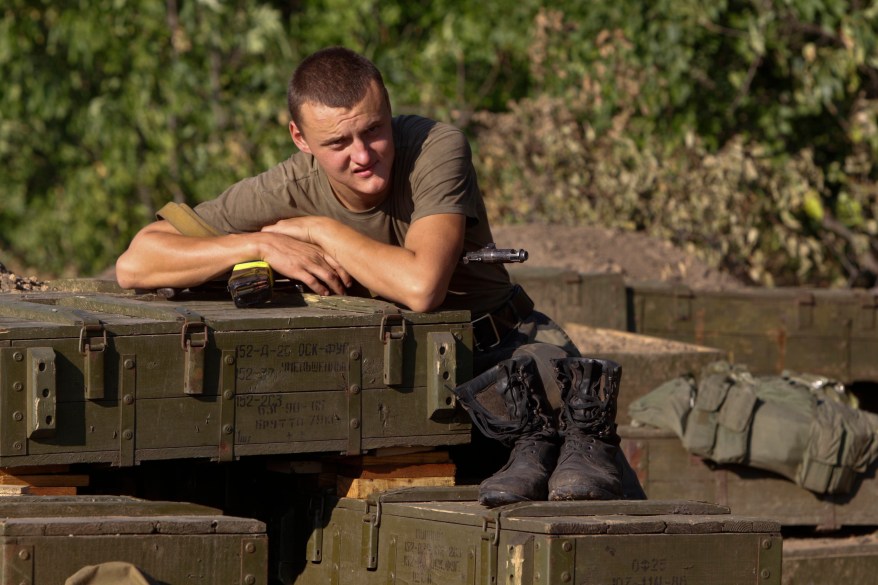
289,80,395,211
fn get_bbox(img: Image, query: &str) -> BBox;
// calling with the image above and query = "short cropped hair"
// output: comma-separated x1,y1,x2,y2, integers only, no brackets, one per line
287,47,389,124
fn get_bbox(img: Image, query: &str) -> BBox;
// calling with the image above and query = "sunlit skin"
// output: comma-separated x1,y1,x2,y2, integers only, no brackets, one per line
288,80,395,211
116,79,464,312
264,80,464,311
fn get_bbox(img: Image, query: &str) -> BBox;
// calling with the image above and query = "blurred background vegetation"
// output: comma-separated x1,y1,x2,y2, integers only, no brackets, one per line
1,0,876,287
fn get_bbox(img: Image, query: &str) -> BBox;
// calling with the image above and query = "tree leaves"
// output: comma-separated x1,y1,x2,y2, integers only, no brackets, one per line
1,0,875,287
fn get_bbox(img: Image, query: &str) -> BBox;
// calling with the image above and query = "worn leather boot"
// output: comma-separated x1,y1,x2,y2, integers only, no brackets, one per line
453,355,559,507
548,358,623,501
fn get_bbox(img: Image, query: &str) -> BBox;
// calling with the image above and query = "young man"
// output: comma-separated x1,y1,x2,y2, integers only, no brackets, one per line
117,47,635,507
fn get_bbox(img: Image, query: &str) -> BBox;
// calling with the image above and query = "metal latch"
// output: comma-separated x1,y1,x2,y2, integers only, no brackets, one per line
479,516,500,585
79,323,106,400
361,500,382,570
379,313,407,386
181,319,208,395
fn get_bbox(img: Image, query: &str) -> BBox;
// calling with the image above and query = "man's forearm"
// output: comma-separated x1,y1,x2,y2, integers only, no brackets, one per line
118,221,351,296
116,230,261,290
305,215,464,312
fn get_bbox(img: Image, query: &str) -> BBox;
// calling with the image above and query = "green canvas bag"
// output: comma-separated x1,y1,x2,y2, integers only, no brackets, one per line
629,361,878,494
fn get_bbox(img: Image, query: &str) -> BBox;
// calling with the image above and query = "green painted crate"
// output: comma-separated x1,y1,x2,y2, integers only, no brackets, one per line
0,285,472,467
290,487,782,585
0,495,266,585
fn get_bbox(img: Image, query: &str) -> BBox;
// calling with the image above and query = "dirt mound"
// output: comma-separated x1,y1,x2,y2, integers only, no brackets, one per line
491,223,745,291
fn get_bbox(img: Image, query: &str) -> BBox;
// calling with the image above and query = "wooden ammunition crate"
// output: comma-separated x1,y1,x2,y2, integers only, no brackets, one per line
621,425,878,529
509,267,628,330
0,286,473,467
290,486,782,585
629,283,878,384
783,534,878,585
511,267,878,385
0,495,266,584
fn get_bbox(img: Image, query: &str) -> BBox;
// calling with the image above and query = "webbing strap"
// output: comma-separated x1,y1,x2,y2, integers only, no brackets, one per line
157,201,224,237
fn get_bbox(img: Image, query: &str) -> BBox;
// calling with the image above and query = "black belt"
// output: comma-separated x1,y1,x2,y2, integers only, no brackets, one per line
472,286,535,351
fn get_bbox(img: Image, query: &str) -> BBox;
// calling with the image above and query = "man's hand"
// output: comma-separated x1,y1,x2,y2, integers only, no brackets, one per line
256,230,352,296
265,214,466,312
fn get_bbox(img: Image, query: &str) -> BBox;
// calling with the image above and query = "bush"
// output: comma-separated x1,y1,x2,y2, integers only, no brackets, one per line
474,4,878,288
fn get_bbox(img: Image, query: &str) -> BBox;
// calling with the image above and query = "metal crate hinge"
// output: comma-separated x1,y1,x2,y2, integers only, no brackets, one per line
386,535,397,585
379,312,407,387
347,347,364,455
0,348,28,458
330,528,341,585
2,543,34,585
796,292,816,330
756,535,783,585
673,287,694,324
479,516,500,585
426,331,459,420
861,292,877,331
361,499,382,570
240,537,267,585
26,347,56,439
564,273,583,310
181,318,208,395
307,494,325,563
79,321,107,400
118,353,136,466
218,349,236,462
533,536,574,585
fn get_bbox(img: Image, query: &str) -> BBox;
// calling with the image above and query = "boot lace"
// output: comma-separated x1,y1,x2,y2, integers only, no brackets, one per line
556,359,619,438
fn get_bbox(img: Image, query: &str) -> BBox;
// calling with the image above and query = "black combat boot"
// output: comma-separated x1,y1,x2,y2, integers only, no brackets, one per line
548,358,623,501
453,355,559,507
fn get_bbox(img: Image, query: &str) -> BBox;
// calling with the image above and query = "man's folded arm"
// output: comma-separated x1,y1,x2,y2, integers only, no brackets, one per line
115,220,351,295
263,212,466,312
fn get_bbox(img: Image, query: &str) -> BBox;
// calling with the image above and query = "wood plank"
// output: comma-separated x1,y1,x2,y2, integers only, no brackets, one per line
0,465,71,474
338,463,455,480
338,476,455,499
334,448,453,467
0,470,89,487
27,486,78,496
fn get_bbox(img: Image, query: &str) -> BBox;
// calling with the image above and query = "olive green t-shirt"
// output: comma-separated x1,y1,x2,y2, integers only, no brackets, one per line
192,115,512,315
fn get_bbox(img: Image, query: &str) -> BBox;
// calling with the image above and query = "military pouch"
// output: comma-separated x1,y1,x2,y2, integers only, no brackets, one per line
797,400,878,494
682,374,757,464
631,360,878,495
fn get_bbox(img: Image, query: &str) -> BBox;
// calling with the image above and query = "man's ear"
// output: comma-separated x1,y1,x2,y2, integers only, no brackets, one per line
289,120,312,154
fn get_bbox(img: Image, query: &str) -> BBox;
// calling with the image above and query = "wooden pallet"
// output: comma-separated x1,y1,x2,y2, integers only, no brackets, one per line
333,449,456,499
0,465,89,496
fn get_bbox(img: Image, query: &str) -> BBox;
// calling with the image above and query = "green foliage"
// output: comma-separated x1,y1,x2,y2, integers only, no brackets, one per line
287,0,537,124
0,0,293,276
474,1,878,287
1,0,876,287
